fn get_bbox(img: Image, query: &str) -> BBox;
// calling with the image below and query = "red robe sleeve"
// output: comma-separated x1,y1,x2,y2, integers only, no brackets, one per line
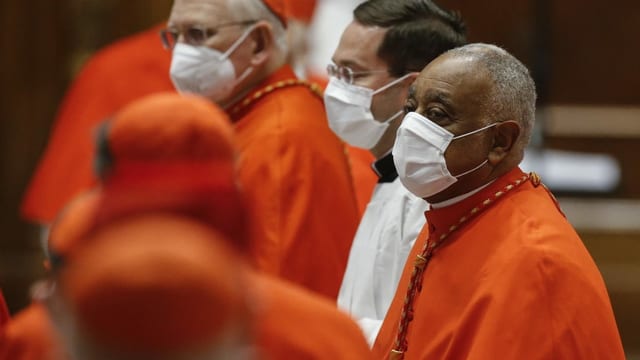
0,304,69,360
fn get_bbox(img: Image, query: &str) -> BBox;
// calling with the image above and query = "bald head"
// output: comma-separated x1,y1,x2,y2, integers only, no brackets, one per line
439,44,537,156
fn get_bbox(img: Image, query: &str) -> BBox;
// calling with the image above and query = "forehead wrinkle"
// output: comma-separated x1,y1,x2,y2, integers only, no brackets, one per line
332,47,370,71
421,89,455,109
333,22,387,72
415,73,454,104
337,59,368,72
169,0,228,28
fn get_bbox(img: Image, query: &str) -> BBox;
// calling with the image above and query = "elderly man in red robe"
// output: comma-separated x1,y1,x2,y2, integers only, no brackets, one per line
372,43,625,359
163,0,359,299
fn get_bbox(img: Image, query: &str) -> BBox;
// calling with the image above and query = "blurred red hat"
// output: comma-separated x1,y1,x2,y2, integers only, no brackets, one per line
99,92,248,249
48,92,249,267
48,190,101,267
57,213,249,354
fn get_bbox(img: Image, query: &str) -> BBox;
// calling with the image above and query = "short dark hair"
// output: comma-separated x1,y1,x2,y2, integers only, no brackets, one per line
354,0,467,77
94,120,113,179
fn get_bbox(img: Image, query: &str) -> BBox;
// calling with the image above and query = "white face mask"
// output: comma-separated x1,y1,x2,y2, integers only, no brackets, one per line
393,111,497,198
170,26,255,103
324,74,412,149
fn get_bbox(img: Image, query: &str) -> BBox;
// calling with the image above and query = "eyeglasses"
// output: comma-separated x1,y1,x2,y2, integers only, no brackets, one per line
326,63,388,85
159,20,257,50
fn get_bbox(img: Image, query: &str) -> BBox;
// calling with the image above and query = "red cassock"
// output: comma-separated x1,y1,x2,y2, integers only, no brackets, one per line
231,65,359,299
373,168,625,359
0,276,373,360
21,24,173,224
251,271,372,359
0,303,68,360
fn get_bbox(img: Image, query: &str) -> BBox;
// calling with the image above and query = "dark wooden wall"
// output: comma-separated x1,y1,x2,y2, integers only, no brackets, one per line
0,0,172,314
0,1,72,315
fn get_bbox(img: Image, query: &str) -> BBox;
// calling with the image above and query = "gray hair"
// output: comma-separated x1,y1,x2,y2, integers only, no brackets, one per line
446,43,537,148
227,0,288,54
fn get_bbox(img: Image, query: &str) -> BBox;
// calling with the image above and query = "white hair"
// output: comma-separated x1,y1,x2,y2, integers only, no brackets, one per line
445,43,537,148
227,0,288,54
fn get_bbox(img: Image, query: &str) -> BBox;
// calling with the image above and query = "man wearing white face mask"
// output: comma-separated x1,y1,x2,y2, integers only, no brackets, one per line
328,0,467,345
373,43,624,359
162,0,360,301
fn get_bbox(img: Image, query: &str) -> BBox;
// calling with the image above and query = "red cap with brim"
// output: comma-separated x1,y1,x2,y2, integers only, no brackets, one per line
58,214,248,353
48,92,248,262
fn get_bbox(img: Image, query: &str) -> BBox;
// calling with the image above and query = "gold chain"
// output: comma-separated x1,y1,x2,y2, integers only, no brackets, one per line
390,173,534,359
229,79,323,116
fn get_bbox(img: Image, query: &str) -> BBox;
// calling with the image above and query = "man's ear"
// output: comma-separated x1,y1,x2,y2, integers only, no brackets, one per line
398,72,419,101
249,22,273,66
402,72,419,88
488,120,520,165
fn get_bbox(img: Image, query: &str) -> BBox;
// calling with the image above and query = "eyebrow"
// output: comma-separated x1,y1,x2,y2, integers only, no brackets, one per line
422,89,455,109
331,58,369,72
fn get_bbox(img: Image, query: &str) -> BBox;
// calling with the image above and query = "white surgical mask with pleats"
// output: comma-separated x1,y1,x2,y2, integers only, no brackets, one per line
324,74,412,149
170,26,255,103
393,111,497,198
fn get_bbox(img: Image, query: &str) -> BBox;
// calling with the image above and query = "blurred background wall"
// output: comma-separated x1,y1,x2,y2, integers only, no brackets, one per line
0,0,173,314
1,0,638,356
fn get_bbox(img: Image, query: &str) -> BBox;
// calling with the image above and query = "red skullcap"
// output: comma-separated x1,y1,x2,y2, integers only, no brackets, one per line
262,0,288,26
285,0,318,23
58,214,248,353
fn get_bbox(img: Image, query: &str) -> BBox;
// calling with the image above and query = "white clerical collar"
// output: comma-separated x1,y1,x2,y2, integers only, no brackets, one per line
430,180,496,209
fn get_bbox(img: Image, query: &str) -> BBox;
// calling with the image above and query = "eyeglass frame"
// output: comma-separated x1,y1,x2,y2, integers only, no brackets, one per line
159,20,257,50
326,63,389,85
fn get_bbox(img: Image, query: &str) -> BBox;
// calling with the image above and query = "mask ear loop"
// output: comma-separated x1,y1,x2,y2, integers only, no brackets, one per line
452,159,489,178
373,72,416,124
450,122,502,177
221,24,260,95
452,122,499,140
381,110,404,124
222,24,259,59
372,72,415,95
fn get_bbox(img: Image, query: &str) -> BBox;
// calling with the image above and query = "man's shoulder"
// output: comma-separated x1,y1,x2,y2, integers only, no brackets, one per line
251,273,371,358
482,184,575,246
237,88,339,150
479,216,603,296
467,184,599,285
254,273,351,321
253,84,325,120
